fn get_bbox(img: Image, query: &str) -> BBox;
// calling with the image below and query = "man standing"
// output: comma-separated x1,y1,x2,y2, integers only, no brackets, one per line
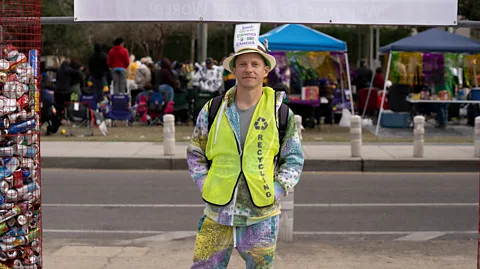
88,44,109,102
199,57,223,94
107,37,130,94
187,24,304,268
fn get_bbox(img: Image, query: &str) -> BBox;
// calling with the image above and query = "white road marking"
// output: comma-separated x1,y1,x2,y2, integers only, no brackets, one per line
295,203,477,207
395,232,447,241
44,229,476,235
43,203,477,208
294,231,476,236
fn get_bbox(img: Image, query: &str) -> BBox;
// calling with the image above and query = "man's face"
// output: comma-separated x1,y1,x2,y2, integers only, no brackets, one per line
232,53,270,90
206,62,213,69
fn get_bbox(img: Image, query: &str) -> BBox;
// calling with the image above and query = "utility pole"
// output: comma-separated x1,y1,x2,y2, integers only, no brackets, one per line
190,24,196,63
197,23,208,63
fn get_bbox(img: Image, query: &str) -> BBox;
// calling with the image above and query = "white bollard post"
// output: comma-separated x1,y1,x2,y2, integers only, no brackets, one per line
413,115,425,158
350,115,362,157
475,117,480,157
163,114,175,156
294,115,303,140
279,188,294,242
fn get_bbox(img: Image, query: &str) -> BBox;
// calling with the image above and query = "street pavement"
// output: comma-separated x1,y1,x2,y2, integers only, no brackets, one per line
40,141,480,172
41,169,478,268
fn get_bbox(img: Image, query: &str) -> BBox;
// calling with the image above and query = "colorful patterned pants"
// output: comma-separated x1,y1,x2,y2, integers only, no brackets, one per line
191,215,280,269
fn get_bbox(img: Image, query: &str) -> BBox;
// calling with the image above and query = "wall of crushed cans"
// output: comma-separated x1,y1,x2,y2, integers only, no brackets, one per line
0,1,42,269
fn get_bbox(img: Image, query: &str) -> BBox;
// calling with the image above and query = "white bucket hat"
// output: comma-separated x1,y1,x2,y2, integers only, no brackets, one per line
222,40,276,73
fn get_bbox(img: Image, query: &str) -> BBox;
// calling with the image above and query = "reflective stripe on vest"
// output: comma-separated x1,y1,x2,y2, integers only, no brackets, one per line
203,87,280,208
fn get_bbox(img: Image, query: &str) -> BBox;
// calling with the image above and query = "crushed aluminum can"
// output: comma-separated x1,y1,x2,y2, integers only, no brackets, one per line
6,217,15,228
19,158,35,171
14,144,37,159
13,259,22,268
0,72,6,83
11,169,23,189
16,182,39,197
17,73,30,85
28,50,38,78
15,94,29,113
28,254,40,265
0,203,14,210
6,250,17,259
0,242,15,251
28,219,37,229
0,60,9,71
0,181,8,194
30,239,40,253
9,53,26,70
0,96,17,117
0,147,13,158
0,118,9,129
7,50,19,61
0,251,6,262
16,215,27,226
14,62,30,74
4,158,19,174
3,82,26,99
5,189,18,203
7,73,17,82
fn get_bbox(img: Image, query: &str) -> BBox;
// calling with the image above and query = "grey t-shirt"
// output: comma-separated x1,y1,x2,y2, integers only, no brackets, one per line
235,102,257,149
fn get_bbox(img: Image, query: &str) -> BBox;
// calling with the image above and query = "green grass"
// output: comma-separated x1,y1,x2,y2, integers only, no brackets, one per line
40,124,473,144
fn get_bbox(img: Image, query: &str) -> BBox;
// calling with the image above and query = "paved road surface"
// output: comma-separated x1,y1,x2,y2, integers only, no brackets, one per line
41,169,478,241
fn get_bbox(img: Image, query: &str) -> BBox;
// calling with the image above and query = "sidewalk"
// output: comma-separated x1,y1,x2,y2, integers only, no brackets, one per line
40,141,479,172
43,237,475,269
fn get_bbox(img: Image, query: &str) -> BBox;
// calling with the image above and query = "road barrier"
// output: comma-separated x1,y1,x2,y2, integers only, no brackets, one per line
413,116,425,158
279,189,294,242
350,115,362,157
475,117,480,157
163,114,175,156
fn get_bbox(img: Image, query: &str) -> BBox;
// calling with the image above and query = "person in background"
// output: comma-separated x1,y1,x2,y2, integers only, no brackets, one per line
373,67,385,89
69,59,85,100
153,58,175,102
107,37,130,94
354,59,373,90
88,44,109,102
199,57,223,94
223,53,237,91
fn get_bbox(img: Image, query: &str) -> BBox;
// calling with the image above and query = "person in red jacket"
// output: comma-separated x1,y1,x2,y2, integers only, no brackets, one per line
107,37,130,94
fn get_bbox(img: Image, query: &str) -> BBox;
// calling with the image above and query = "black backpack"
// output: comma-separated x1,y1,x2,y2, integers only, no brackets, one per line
207,94,290,145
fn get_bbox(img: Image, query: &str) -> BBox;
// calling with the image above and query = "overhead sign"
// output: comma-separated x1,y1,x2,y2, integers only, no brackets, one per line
74,0,458,26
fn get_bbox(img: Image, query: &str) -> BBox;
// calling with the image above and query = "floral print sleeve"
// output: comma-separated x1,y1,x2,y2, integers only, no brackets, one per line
274,108,304,198
187,103,211,192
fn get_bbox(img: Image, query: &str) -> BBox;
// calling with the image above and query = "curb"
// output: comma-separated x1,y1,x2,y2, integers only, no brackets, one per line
41,157,479,172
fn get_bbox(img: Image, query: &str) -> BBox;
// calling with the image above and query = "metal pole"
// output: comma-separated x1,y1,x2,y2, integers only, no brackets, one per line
344,53,355,113
375,26,380,68
198,23,208,63
190,24,196,63
362,72,375,119
369,26,374,70
375,51,392,136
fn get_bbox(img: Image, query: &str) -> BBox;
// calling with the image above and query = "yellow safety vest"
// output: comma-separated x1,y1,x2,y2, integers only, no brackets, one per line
202,87,280,208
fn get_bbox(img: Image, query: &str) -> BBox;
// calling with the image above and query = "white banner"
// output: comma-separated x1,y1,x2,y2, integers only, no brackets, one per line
74,0,458,26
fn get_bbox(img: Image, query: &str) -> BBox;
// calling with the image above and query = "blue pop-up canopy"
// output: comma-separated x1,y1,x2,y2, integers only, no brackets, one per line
379,28,480,53
259,24,347,52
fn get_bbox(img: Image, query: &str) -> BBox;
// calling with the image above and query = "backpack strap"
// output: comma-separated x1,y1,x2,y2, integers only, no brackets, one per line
278,103,289,146
207,94,224,132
